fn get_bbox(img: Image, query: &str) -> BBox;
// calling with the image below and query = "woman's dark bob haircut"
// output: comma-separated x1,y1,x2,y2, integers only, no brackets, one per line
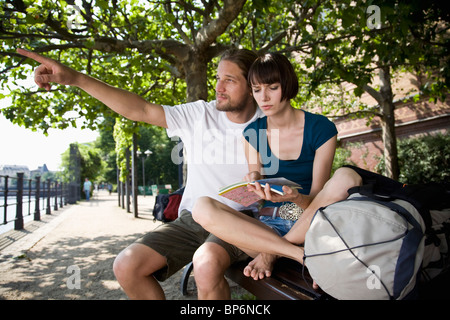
248,52,299,102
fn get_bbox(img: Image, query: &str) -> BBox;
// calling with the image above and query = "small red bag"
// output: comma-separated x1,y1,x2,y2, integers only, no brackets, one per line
163,194,182,221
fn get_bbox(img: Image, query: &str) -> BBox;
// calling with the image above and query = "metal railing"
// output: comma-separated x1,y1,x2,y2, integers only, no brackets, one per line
0,173,67,231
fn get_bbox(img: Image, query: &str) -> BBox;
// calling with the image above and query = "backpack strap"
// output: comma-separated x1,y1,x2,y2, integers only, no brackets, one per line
344,165,403,196
348,183,394,201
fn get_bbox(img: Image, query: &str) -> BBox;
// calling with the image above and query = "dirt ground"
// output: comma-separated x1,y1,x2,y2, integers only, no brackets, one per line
0,190,248,300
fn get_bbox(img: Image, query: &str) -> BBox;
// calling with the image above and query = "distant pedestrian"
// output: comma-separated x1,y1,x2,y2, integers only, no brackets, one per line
83,178,92,201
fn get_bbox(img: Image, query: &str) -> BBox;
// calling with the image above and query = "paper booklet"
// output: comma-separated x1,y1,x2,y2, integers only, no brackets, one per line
218,177,302,207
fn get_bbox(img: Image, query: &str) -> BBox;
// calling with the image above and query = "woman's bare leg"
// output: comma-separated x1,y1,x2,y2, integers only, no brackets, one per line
283,166,363,244
192,198,304,264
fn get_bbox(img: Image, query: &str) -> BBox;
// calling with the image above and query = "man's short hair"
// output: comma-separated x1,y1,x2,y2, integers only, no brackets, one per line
248,52,299,102
220,48,258,82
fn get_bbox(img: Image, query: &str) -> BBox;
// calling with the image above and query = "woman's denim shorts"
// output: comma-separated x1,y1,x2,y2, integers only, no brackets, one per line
258,215,296,237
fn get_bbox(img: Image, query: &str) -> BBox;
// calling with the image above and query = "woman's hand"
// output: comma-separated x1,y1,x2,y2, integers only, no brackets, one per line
248,182,303,205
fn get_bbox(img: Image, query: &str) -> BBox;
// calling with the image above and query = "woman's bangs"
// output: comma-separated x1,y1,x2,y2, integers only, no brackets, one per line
249,59,281,85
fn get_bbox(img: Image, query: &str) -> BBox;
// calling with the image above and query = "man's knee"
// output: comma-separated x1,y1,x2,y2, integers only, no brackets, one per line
113,243,166,282
113,246,137,282
193,243,230,285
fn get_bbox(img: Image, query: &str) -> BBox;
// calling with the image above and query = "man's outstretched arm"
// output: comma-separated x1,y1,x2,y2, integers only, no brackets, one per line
17,48,168,128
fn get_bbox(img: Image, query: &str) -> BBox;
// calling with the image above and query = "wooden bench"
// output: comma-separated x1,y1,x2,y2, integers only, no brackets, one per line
180,258,450,300
180,257,330,300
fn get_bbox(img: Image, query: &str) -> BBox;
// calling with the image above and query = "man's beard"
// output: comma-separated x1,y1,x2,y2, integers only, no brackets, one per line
216,96,248,113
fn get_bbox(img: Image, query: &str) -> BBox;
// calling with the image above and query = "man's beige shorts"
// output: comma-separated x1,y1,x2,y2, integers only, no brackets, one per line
135,209,248,281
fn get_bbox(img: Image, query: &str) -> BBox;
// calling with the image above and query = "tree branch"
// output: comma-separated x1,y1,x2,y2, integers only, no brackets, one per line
163,1,193,45
89,36,188,58
362,83,383,105
194,0,246,52
259,0,324,53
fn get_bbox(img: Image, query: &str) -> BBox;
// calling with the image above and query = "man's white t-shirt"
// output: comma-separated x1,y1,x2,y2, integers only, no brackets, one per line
162,100,263,213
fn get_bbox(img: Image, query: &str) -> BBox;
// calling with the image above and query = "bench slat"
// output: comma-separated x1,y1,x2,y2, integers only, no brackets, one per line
181,258,328,300
226,258,325,300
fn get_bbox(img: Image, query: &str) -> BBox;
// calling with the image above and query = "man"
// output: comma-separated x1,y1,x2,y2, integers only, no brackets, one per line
17,48,263,299
83,178,92,201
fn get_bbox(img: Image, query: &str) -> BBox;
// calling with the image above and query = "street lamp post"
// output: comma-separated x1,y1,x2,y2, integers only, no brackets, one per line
136,149,152,196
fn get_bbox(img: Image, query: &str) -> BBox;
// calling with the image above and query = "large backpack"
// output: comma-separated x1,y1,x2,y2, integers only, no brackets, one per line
304,166,450,300
153,187,185,222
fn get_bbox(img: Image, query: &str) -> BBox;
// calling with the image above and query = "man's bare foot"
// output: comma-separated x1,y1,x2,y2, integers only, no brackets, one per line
243,253,277,280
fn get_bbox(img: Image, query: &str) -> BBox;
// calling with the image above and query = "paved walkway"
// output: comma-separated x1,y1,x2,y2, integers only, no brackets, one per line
0,190,248,300
0,190,192,300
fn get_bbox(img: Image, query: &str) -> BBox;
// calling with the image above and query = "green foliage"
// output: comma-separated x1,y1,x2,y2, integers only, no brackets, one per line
59,142,105,184
111,117,178,186
113,117,137,182
1,0,328,132
95,116,117,184
397,133,450,184
30,169,58,182
331,146,355,175
285,0,449,179
136,124,179,188
0,0,189,136
291,0,449,107
79,144,105,183
376,133,450,184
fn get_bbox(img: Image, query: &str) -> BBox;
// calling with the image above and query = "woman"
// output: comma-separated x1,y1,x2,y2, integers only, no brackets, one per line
193,52,337,280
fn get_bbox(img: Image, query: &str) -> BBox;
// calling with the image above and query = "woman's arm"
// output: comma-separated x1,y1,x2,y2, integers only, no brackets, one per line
243,137,263,181
307,134,338,198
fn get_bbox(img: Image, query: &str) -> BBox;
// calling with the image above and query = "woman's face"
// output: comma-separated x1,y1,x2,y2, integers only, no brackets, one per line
251,82,287,115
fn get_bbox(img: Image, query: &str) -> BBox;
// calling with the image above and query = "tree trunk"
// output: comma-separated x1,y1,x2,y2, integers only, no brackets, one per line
379,66,399,180
132,132,139,217
183,49,209,102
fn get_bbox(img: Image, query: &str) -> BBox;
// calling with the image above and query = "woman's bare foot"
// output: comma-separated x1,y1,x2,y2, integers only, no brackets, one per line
313,281,319,289
243,253,277,280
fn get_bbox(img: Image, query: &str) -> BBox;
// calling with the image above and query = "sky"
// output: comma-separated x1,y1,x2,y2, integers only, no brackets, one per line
0,115,99,172
0,78,99,172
